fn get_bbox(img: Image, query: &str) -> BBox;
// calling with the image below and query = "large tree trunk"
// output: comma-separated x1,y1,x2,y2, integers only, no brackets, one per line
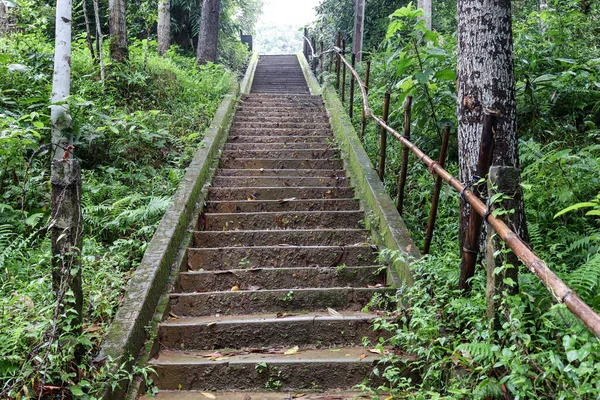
418,0,432,29
109,0,128,62
51,0,83,348
0,1,8,37
352,0,365,62
196,0,220,64
456,0,527,282
157,0,170,55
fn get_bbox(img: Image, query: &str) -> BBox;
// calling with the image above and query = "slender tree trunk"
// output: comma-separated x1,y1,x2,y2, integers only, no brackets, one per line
157,0,171,55
457,0,527,285
352,0,365,62
93,0,105,82
196,0,221,64
82,0,96,60
109,0,128,62
0,0,8,37
418,0,432,29
50,0,83,347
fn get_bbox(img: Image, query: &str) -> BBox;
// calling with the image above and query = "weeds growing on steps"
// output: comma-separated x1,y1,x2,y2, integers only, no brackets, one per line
0,33,234,396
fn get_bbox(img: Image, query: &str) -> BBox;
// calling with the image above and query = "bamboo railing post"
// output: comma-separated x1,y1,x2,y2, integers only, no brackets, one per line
423,124,451,255
458,113,497,292
335,32,341,90
341,40,347,103
303,27,309,60
396,96,413,214
349,53,356,119
378,91,391,181
319,40,324,84
360,60,371,139
311,36,317,73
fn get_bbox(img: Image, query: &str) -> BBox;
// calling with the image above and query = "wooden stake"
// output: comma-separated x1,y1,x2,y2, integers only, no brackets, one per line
423,124,451,254
349,53,356,119
378,91,391,181
360,60,371,139
397,96,413,214
458,113,497,292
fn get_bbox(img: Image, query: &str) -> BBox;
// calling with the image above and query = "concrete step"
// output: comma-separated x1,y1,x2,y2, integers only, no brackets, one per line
233,115,329,123
226,135,332,144
177,266,384,292
168,287,392,316
232,122,328,130
214,169,345,177
141,390,375,400
222,149,338,160
229,128,332,136
158,312,384,350
204,198,360,213
211,176,348,188
187,245,377,270
207,187,353,201
219,159,342,170
203,211,364,231
224,142,334,150
193,229,370,247
148,347,385,391
234,110,328,119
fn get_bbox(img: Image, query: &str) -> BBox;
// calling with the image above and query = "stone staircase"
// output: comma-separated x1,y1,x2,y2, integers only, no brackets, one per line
143,55,392,398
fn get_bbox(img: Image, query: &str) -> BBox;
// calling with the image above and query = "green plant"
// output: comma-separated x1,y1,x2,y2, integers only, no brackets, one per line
280,290,294,303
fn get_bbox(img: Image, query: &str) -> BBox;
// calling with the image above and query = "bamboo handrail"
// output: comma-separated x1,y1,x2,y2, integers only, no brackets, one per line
332,49,600,339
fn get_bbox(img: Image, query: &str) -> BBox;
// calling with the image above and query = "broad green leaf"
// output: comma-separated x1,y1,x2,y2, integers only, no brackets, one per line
434,69,456,81
554,202,598,218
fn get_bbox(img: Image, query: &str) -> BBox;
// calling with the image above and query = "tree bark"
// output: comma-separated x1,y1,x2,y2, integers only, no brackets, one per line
109,0,128,62
0,1,8,38
82,0,96,60
92,0,105,82
418,0,432,30
157,0,171,55
196,0,221,64
456,0,527,262
51,0,83,343
352,0,365,62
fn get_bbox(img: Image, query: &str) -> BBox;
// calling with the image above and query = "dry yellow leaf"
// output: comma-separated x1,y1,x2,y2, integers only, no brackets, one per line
201,393,216,399
284,345,299,355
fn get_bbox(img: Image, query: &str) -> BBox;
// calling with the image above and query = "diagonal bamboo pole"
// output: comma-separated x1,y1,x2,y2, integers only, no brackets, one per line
333,51,600,340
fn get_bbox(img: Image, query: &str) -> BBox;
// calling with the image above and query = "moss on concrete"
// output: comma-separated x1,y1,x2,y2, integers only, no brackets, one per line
296,52,322,96
99,80,242,399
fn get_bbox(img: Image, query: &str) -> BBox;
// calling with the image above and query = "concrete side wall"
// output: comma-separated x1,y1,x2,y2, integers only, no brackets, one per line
98,63,257,396
297,53,419,286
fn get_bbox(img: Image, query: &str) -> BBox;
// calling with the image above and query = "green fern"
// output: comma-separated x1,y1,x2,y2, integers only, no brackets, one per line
567,253,600,309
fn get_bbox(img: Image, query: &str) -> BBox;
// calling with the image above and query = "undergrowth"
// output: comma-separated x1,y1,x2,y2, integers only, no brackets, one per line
0,32,233,397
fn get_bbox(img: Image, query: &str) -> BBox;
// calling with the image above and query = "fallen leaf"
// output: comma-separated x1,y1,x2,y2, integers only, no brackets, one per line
359,354,367,360
368,348,382,354
201,352,223,359
207,322,217,327
231,285,240,291
278,197,297,204
83,324,102,333
292,394,307,398
327,307,342,317
201,392,216,399
168,312,179,319
330,349,341,352
284,345,299,355
276,312,297,318
259,168,264,172
247,285,261,291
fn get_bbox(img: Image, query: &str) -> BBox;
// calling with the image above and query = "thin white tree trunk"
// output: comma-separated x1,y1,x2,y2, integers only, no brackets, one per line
418,0,432,29
93,0,105,82
108,0,128,62
196,0,220,64
51,0,73,158
352,0,365,62
50,0,83,336
157,0,170,55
